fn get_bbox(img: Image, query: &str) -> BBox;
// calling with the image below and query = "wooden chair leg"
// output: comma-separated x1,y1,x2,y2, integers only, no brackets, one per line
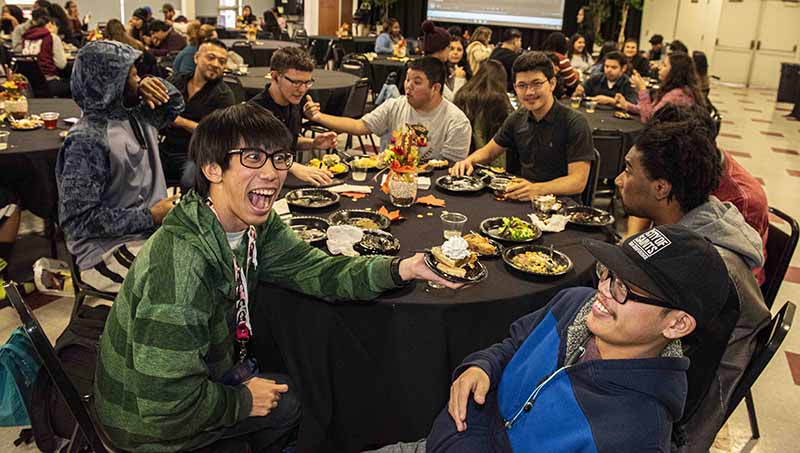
745,390,760,439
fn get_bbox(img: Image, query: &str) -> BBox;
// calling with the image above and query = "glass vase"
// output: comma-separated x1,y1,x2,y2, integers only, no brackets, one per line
388,171,417,208
5,97,28,120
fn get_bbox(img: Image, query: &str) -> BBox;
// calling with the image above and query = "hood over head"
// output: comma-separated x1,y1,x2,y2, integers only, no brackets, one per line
71,40,141,119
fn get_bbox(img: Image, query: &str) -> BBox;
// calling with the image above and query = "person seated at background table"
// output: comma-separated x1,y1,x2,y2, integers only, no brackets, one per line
574,51,637,106
21,9,69,97
94,103,459,452
56,40,184,292
375,18,404,55
307,56,472,162
248,47,339,186
161,39,234,185
576,5,595,58
450,51,594,201
588,40,617,78
105,18,161,78
446,36,470,96
567,33,593,75
614,105,770,451
1,5,24,35
466,26,492,76
263,9,282,38
240,5,259,26
490,28,522,92
622,38,650,77
161,2,175,24
647,34,665,62
541,32,579,96
64,1,88,41
454,59,513,157
127,7,151,46
11,0,48,51
370,225,731,453
147,19,186,57
420,20,465,102
669,39,688,55
172,21,216,74
272,7,287,33
692,50,711,100
616,51,704,123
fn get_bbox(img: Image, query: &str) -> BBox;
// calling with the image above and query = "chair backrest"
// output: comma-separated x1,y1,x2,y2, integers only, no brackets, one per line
724,301,795,423
341,54,369,79
309,39,332,67
338,38,357,55
591,129,625,181
231,41,254,66
294,28,308,39
580,149,601,206
761,207,800,310
223,74,247,104
331,44,346,70
341,78,371,119
12,56,50,98
4,282,108,453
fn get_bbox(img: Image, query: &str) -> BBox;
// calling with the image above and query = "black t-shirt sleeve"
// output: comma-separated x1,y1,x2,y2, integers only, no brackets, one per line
492,110,519,149
566,112,595,164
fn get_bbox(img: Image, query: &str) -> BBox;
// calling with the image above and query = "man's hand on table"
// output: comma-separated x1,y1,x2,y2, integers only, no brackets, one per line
448,366,490,432
289,163,334,187
398,253,463,289
449,159,474,176
245,377,289,417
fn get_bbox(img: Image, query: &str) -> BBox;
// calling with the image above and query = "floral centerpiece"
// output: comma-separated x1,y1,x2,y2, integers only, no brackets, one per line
381,124,428,207
1,75,30,119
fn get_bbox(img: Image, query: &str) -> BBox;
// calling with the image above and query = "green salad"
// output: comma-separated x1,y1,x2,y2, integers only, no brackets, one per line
498,217,536,241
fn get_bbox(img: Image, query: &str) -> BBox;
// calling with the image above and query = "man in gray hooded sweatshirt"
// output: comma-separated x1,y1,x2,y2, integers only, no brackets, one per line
56,40,185,292
614,108,770,452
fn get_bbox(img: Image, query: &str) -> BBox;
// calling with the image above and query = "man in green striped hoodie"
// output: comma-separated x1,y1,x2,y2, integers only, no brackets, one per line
94,103,456,452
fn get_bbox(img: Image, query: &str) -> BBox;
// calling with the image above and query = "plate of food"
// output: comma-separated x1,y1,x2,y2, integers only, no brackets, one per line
285,188,340,209
354,229,401,255
425,236,487,283
613,111,632,120
308,154,350,176
417,159,449,174
502,244,573,277
562,206,615,227
435,175,486,193
475,163,507,175
9,115,44,130
349,155,383,172
289,216,330,244
479,216,541,243
329,209,391,230
463,232,502,258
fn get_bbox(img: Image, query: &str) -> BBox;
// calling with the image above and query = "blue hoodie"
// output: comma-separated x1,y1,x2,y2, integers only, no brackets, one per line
427,287,689,453
56,40,184,269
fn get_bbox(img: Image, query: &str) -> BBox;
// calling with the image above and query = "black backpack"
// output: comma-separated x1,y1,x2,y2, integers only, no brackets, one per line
25,304,110,452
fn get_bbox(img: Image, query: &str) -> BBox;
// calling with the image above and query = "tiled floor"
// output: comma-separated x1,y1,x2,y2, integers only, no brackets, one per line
1,82,799,451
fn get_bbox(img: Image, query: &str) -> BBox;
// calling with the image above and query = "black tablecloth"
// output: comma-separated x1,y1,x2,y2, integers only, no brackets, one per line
251,170,610,452
368,55,418,95
0,99,81,219
223,39,300,67
236,67,359,115
309,35,377,55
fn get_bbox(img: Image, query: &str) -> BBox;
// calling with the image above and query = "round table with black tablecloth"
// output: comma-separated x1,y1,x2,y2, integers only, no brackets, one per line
367,55,419,95
308,35,377,55
236,66,360,116
0,98,81,220
222,39,300,67
250,169,612,452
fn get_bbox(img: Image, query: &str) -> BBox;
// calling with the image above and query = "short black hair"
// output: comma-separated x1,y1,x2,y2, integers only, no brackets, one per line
649,34,664,45
603,50,628,68
669,40,688,54
162,3,174,12
447,25,462,37
149,20,170,33
634,104,721,212
407,56,447,89
502,28,521,43
512,51,555,81
189,104,293,196
199,38,228,51
31,8,51,26
542,32,568,55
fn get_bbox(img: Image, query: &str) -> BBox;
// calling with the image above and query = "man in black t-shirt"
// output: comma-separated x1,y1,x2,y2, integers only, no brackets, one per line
249,47,338,186
575,51,638,106
489,28,522,92
450,52,594,201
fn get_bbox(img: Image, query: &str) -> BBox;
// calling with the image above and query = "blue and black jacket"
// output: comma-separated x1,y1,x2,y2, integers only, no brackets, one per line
427,287,689,453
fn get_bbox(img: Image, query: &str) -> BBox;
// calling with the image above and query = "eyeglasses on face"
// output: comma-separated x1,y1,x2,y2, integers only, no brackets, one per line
594,261,671,307
227,148,294,170
280,74,315,88
513,79,549,92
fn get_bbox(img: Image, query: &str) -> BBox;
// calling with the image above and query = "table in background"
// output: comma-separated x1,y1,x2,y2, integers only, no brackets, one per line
0,99,81,220
235,66,359,115
367,55,419,95
251,169,611,452
222,39,300,67
308,35,377,55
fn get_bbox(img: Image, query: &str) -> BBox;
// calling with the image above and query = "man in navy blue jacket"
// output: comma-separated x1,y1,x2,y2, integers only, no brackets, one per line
371,225,730,453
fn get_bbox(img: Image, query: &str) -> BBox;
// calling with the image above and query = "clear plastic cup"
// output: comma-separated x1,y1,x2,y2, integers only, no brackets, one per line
585,100,597,113
570,96,582,108
351,165,367,181
0,131,9,151
41,112,59,129
441,212,467,239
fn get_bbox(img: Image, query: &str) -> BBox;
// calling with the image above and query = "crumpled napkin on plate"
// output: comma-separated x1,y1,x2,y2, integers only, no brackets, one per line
529,213,569,233
329,184,373,194
326,225,364,256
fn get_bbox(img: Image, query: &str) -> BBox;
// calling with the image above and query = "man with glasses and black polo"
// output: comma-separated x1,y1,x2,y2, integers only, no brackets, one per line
450,51,594,202
249,46,340,186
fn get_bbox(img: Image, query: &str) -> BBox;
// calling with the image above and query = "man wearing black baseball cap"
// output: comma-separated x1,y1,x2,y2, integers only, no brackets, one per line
370,225,730,453
648,33,665,62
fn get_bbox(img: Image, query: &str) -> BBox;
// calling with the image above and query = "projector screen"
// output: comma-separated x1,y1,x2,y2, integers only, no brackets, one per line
427,0,566,30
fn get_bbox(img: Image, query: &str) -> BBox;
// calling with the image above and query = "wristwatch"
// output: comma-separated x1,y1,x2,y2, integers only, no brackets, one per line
390,257,411,286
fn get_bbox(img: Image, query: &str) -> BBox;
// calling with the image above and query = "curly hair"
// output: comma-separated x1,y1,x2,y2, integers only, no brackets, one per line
658,52,705,108
634,103,721,212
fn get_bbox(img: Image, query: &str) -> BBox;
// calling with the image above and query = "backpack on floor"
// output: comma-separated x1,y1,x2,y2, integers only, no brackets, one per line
27,304,110,452
0,328,42,426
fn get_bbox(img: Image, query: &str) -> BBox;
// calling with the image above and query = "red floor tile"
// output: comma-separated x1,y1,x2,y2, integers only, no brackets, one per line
787,351,800,386
785,266,800,284
788,169,800,177
744,108,763,113
726,151,752,158
761,131,784,137
719,133,742,139
752,118,773,123
755,177,765,185
772,147,800,155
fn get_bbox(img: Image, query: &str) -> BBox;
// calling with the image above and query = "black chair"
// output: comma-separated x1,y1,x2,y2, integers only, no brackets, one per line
331,44,346,70
723,301,796,439
257,31,275,40
309,38,332,68
293,28,309,47
341,54,370,79
223,74,247,103
338,38,357,56
580,149,601,207
591,129,625,199
231,41,254,66
4,282,117,452
67,251,116,319
761,207,799,310
12,56,51,98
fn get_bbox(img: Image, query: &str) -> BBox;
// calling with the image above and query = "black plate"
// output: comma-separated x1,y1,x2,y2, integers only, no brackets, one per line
463,233,503,258
562,206,615,227
479,217,542,243
424,251,488,284
285,188,340,209
289,216,330,244
502,244,574,277
329,209,391,230
354,229,400,255
435,175,486,193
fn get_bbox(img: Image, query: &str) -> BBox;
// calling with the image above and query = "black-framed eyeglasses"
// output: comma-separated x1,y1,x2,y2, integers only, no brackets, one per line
227,148,294,170
281,74,315,88
595,261,670,307
513,79,549,92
